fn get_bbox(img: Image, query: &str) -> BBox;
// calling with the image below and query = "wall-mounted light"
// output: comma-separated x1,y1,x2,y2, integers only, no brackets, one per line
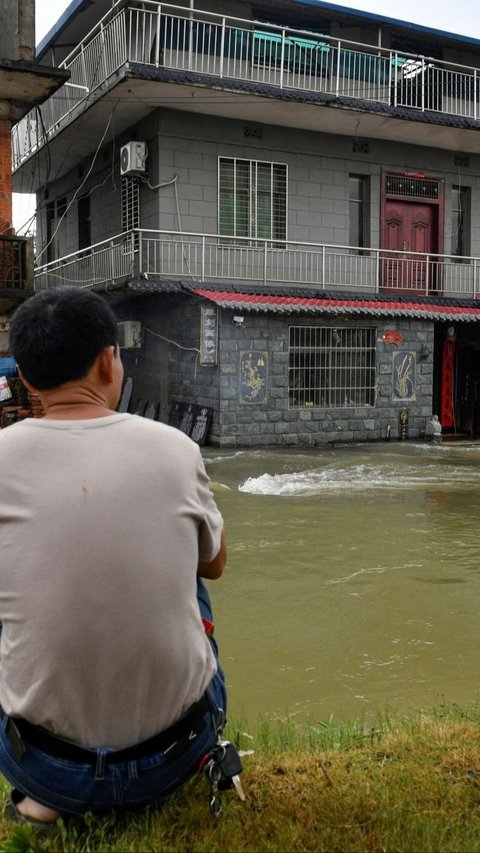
419,345,431,362
232,315,244,326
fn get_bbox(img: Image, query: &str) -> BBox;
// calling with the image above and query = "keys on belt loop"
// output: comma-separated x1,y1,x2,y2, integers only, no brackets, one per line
202,740,245,816
207,759,222,817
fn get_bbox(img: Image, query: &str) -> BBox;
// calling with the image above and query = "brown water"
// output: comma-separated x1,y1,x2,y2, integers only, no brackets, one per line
203,440,480,725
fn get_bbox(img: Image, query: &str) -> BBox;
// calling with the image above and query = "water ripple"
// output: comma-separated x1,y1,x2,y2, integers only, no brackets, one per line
238,461,480,496
324,563,421,585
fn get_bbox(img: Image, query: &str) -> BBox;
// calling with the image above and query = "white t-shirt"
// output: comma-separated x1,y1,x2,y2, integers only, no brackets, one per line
0,414,223,749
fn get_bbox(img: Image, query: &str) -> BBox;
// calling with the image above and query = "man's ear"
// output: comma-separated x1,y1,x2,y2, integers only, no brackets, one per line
96,346,115,384
17,369,38,395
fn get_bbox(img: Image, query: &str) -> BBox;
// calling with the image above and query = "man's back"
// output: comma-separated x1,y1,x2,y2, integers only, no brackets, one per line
0,414,222,749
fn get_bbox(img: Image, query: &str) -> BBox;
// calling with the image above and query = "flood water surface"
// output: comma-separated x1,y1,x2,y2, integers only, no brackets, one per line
203,441,480,725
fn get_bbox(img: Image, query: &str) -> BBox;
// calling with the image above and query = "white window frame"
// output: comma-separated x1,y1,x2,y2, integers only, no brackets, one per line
218,156,288,242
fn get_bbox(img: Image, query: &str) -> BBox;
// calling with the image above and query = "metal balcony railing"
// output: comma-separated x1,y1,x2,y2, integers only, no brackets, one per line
33,229,480,300
0,235,33,291
12,1,480,169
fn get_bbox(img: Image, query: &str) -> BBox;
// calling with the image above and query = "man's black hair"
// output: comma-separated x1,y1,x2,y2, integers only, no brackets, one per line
9,286,119,390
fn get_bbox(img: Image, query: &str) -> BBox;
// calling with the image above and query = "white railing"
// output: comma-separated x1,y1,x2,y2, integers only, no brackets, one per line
33,229,480,299
35,233,136,290
13,1,480,169
12,8,128,166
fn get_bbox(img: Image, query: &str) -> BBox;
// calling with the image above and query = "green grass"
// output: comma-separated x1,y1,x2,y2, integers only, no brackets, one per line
2,703,480,852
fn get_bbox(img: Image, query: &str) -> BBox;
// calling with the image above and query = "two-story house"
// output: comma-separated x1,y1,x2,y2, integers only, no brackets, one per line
11,0,480,446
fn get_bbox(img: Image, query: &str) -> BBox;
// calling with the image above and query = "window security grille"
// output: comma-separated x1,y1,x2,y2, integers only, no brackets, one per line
121,177,140,231
218,157,287,241
385,175,439,200
0,237,24,288
289,326,376,409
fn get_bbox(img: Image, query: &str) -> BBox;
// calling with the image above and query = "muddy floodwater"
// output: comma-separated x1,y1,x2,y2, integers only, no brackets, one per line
203,440,480,726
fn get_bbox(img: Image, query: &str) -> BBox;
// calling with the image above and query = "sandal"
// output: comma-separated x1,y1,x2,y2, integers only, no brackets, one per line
4,789,60,832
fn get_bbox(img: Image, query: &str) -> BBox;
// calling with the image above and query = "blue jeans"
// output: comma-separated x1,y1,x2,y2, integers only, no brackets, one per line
0,579,227,815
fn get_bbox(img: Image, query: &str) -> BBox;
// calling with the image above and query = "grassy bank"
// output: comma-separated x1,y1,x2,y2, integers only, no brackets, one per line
1,704,480,853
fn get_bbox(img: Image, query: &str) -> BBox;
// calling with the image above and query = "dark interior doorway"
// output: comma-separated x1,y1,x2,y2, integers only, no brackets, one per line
434,322,480,436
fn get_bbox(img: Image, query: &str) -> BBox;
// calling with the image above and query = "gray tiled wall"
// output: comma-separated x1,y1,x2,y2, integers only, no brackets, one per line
115,293,435,447
37,108,480,264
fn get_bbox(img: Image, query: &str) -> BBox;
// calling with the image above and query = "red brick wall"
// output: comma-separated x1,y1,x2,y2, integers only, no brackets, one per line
0,119,12,234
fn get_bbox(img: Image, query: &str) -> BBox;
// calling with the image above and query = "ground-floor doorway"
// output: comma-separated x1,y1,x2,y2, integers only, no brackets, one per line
434,322,480,436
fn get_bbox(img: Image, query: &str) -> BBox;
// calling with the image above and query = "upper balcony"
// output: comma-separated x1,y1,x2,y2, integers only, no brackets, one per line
12,1,480,181
33,229,480,306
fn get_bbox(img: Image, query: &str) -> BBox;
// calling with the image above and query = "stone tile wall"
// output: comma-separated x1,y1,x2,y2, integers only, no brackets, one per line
115,293,435,447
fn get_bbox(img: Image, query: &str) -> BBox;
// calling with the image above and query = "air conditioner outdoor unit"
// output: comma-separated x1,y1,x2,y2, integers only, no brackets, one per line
120,141,147,176
117,320,142,349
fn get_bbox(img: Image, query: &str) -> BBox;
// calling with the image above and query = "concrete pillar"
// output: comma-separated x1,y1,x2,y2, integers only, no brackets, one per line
0,118,12,233
0,0,35,63
18,0,35,62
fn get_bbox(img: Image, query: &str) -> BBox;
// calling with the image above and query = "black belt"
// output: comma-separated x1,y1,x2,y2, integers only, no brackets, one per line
1,693,210,766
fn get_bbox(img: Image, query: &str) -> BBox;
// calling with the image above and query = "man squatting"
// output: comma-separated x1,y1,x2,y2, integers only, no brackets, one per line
0,286,227,826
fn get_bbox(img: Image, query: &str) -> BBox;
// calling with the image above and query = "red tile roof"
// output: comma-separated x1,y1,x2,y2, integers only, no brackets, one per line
191,289,480,321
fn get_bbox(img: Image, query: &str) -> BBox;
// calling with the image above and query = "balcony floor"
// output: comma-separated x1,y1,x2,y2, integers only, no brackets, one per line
13,64,480,190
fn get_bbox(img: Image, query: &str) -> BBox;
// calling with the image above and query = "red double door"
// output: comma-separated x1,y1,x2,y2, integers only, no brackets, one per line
382,200,439,293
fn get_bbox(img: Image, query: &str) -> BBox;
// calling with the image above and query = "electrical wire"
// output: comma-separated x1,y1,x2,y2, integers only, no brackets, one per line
3,104,51,237
143,327,200,353
143,326,200,379
36,108,116,263
173,177,196,281
37,106,52,201
11,111,40,235
35,92,287,107
40,269,103,286
145,172,177,191
13,103,118,241
141,163,195,279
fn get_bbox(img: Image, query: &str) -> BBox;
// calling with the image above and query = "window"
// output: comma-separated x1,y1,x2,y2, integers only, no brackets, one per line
78,195,91,250
349,175,369,251
289,326,376,409
252,27,330,76
57,197,67,220
45,196,67,263
46,201,55,264
451,186,470,258
218,157,287,242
